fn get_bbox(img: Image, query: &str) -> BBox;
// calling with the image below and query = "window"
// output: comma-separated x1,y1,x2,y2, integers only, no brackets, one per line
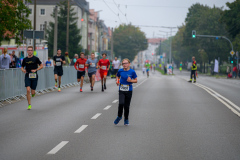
40,24,45,31
40,9,45,15
29,8,32,14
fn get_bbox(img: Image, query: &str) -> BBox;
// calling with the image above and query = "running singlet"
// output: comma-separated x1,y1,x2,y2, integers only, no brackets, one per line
74,58,87,71
53,55,65,69
22,56,42,75
117,68,137,91
98,59,110,71
146,63,150,69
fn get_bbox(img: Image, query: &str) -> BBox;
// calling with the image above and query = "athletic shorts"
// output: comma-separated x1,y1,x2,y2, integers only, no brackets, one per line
88,71,96,78
25,74,38,90
100,71,108,79
77,71,85,79
54,68,63,76
146,69,150,72
113,69,119,75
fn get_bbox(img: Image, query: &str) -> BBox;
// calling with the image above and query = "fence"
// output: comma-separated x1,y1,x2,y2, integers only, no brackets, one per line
0,66,100,105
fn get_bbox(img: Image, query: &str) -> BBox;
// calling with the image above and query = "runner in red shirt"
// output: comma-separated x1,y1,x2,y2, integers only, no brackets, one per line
74,52,87,92
98,53,110,92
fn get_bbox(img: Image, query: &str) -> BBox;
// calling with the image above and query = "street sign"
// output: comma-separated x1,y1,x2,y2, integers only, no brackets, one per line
230,50,235,56
23,30,44,39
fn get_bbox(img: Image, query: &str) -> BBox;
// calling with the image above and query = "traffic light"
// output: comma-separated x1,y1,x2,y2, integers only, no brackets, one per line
81,18,84,21
230,57,233,64
192,30,196,38
180,63,182,66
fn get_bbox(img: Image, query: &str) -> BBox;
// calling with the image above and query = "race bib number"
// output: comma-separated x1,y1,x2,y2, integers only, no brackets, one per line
120,85,129,91
79,64,85,68
29,73,37,78
90,63,96,67
101,66,107,70
56,62,61,66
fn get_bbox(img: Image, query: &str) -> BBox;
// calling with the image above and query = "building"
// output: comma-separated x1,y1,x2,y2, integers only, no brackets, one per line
28,0,89,50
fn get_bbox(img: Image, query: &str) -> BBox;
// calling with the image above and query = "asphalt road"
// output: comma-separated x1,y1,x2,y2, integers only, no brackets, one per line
1,70,240,160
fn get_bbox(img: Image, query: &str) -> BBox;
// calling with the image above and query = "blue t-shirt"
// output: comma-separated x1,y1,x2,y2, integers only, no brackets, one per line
45,61,51,67
117,68,137,91
86,58,98,73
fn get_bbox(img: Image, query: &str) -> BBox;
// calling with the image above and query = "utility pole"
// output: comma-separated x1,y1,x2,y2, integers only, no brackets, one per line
111,27,114,60
53,6,58,56
66,0,70,52
169,28,172,64
33,0,36,51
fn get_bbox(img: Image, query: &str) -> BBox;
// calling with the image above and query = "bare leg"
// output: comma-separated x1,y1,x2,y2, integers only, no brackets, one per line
92,75,96,87
26,87,31,105
58,76,61,87
80,76,84,88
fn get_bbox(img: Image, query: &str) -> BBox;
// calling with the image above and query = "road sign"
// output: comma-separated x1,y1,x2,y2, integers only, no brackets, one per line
230,50,235,56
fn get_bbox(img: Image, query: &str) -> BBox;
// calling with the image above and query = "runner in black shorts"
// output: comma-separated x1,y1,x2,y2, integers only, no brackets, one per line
21,46,43,110
53,49,66,92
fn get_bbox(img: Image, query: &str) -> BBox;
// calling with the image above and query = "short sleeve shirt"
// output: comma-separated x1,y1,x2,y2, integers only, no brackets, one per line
22,56,42,74
117,68,137,91
53,55,65,70
98,59,110,71
112,60,120,69
75,58,87,72
86,58,98,73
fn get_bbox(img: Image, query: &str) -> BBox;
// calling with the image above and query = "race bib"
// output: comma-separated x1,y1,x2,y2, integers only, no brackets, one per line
29,73,37,78
90,63,96,67
101,66,107,70
79,64,85,68
56,62,61,66
120,85,129,91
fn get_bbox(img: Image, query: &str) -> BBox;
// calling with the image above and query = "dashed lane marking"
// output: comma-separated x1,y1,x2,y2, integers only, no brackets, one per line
74,125,88,133
91,113,102,119
112,100,118,103
47,141,69,155
104,105,112,110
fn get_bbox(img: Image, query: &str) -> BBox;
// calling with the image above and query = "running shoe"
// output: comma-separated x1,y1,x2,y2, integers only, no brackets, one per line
58,88,61,92
124,119,129,126
55,82,57,87
27,105,32,110
32,93,35,97
91,87,93,91
80,88,83,92
102,86,104,92
188,80,192,83
114,117,122,125
193,81,196,83
104,84,106,90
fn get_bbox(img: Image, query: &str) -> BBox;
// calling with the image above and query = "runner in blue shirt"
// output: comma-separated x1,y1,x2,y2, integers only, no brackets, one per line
85,53,99,91
114,58,137,126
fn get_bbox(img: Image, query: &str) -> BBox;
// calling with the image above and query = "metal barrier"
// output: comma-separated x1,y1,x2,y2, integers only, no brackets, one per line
0,66,87,105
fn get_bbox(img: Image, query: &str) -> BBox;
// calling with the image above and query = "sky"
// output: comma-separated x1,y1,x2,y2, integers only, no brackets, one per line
86,0,235,38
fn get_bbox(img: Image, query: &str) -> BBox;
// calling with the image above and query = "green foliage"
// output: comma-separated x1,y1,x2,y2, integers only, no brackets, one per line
113,24,148,61
46,0,82,58
0,0,32,45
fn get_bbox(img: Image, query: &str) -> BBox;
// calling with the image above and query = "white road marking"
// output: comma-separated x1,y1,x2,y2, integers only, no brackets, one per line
91,113,102,119
74,125,88,133
104,105,112,110
47,141,69,155
112,100,118,103
194,83,240,117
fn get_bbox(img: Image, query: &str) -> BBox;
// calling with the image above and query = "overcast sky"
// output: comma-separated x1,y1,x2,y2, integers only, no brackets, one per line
87,0,235,38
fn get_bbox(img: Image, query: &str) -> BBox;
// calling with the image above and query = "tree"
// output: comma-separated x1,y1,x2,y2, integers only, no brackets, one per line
113,24,148,61
46,0,82,58
0,0,32,45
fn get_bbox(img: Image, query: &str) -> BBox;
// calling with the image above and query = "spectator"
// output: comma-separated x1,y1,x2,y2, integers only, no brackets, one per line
10,51,18,68
70,54,78,66
64,52,71,66
233,66,237,78
0,48,11,69
45,57,52,67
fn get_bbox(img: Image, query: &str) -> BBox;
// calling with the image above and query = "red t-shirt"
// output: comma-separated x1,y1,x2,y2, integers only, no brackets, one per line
233,67,237,72
74,58,87,71
98,59,110,72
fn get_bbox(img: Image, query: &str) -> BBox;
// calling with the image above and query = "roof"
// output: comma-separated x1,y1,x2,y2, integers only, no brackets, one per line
147,38,166,44
29,0,89,13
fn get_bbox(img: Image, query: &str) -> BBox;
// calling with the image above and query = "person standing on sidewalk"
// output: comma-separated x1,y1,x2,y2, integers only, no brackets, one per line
188,56,197,83
114,58,138,126
0,48,11,69
21,46,43,110
233,66,237,78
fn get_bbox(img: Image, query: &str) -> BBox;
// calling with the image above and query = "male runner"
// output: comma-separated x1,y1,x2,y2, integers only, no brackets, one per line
21,46,43,110
98,53,110,92
145,63,150,78
112,57,120,78
85,53,98,91
53,49,66,92
74,52,87,92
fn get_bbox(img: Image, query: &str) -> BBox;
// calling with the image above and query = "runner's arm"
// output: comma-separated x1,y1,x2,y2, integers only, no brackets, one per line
127,77,137,83
74,61,78,70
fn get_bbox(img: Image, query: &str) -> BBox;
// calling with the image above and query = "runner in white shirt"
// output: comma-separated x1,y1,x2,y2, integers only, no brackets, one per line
112,57,121,78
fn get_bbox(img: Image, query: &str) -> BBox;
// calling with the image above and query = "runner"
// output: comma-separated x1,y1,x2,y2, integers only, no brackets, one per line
98,53,110,92
21,46,43,110
114,58,138,126
145,63,150,78
112,57,120,78
85,53,98,91
74,52,87,92
53,49,66,92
